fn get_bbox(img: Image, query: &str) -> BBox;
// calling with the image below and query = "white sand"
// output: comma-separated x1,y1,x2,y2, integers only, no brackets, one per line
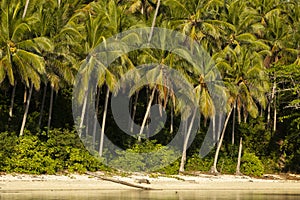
0,173,300,192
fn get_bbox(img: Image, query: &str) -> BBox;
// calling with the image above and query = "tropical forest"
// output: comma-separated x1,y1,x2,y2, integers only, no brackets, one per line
0,0,299,177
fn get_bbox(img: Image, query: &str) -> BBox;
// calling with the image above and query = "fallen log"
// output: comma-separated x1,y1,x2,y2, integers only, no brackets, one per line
85,172,156,190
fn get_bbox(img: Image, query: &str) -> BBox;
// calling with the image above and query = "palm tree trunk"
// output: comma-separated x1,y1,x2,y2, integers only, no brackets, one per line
23,86,27,105
273,81,277,132
47,86,54,134
38,83,47,128
210,107,233,174
179,108,197,172
19,82,33,136
236,137,243,175
237,104,241,124
22,0,30,19
138,87,156,142
267,100,271,126
99,86,110,157
92,87,101,147
148,0,161,42
232,101,236,145
9,81,17,118
212,116,216,141
58,0,61,7
170,103,174,133
79,92,88,137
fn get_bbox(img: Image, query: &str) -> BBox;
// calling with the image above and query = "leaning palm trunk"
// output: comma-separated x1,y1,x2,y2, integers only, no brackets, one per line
47,86,54,134
148,0,161,42
210,107,233,174
79,92,88,137
22,0,30,18
20,83,34,136
179,108,197,172
138,87,156,142
236,137,243,175
99,87,110,157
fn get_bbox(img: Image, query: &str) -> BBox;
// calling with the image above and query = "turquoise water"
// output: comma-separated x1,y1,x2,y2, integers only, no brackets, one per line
1,190,300,200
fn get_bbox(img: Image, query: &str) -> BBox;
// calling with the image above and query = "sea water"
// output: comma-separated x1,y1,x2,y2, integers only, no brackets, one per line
1,190,300,200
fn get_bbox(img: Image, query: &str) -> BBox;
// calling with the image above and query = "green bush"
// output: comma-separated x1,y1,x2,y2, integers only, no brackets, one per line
110,140,179,173
5,135,58,174
241,152,264,177
0,129,107,174
218,156,237,174
185,154,212,172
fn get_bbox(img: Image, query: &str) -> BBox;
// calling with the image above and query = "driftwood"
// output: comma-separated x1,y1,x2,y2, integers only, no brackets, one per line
85,172,155,190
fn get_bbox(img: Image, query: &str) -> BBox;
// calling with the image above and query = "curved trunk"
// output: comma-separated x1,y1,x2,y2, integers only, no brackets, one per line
210,107,233,174
236,137,243,175
148,0,161,42
20,82,33,136
22,0,30,19
138,87,156,142
79,91,88,137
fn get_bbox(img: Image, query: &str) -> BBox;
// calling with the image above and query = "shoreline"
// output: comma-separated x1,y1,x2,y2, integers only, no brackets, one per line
1,173,300,192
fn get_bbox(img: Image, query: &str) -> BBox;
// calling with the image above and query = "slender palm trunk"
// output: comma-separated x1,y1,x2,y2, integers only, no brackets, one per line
210,107,233,174
236,137,243,175
212,116,216,141
22,0,30,19
38,83,47,128
232,101,236,145
99,87,110,157
9,81,17,118
237,104,241,124
273,81,277,132
79,92,88,137
23,86,27,105
92,87,101,147
58,0,61,7
148,0,161,42
20,83,34,136
138,87,156,142
170,103,174,133
179,108,197,172
47,86,54,134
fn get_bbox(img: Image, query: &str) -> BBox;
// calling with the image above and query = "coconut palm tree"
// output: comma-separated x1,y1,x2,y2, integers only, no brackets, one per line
0,0,52,136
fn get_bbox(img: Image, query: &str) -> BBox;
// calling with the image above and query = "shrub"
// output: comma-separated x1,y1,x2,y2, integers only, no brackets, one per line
185,154,212,172
241,152,264,177
110,140,179,173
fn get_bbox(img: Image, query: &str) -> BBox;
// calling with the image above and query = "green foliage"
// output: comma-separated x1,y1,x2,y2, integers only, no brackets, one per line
241,152,264,177
0,0,300,175
185,154,212,172
0,129,106,174
110,140,179,174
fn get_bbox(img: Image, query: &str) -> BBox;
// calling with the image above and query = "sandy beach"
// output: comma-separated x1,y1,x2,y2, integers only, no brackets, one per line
1,173,300,192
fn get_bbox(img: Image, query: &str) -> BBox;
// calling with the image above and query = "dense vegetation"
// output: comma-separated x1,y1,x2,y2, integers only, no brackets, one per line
0,0,299,176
